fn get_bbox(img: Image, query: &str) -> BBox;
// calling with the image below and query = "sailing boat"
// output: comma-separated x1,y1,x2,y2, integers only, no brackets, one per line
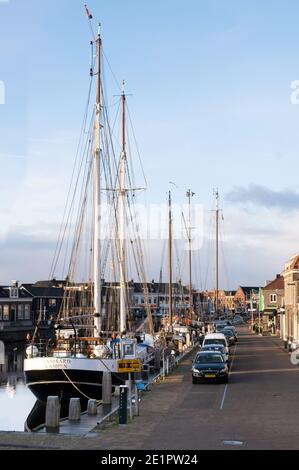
24,14,159,426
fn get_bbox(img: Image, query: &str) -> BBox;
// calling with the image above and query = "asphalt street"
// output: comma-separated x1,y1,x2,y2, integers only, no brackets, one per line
97,326,299,450
1,326,298,450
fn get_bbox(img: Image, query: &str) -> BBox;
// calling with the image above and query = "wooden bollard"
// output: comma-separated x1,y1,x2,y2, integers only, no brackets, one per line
102,372,112,405
87,399,97,415
68,398,81,421
45,396,60,430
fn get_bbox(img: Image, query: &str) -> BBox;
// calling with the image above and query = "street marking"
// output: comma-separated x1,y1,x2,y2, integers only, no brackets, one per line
219,344,237,410
222,440,244,446
230,367,299,375
220,384,228,409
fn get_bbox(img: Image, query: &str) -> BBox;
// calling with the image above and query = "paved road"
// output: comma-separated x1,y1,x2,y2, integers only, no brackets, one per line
1,326,299,450
97,326,299,450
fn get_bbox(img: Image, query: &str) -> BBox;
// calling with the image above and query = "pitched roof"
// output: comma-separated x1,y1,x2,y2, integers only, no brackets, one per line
239,286,260,296
21,284,64,298
0,286,33,299
263,275,284,291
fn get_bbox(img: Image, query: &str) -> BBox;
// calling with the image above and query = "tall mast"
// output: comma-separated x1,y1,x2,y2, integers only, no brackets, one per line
187,189,194,320
168,191,173,329
93,24,102,337
215,189,219,318
119,82,127,333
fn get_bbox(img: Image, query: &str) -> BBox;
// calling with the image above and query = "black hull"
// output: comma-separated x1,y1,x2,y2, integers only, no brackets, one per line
25,400,47,432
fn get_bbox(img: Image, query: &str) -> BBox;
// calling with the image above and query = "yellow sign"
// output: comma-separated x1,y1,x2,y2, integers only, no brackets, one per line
117,359,142,373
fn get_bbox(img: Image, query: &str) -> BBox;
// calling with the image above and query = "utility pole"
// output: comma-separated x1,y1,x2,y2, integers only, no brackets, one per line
250,289,254,331
168,191,173,331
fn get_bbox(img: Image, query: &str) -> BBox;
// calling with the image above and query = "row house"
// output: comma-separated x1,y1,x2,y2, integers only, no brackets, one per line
281,253,299,344
261,275,284,335
0,281,33,341
219,290,236,313
21,279,65,325
133,281,190,317
234,286,260,313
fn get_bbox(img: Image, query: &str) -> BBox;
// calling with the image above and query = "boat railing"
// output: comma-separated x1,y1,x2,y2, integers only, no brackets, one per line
26,337,114,359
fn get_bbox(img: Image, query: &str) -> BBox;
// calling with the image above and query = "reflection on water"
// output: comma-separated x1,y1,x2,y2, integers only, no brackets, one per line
0,345,36,431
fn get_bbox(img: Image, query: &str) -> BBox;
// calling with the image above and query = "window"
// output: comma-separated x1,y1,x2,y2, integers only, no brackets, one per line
49,299,57,307
17,304,24,320
270,294,277,303
10,287,19,298
11,304,16,321
3,305,9,321
24,304,31,320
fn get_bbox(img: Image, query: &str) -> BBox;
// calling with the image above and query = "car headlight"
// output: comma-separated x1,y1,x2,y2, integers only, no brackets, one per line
192,367,200,373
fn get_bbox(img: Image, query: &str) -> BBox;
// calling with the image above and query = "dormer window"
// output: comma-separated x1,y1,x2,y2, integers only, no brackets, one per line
10,287,19,299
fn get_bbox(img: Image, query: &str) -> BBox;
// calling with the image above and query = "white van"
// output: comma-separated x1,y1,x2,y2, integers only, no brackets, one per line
202,333,229,354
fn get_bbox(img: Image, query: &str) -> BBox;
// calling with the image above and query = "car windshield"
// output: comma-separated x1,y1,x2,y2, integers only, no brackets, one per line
195,354,223,364
204,339,226,346
202,345,224,353
223,331,232,337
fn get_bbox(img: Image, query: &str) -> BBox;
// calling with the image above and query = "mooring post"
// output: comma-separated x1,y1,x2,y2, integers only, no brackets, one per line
102,371,112,406
87,399,98,415
45,396,60,431
68,397,81,421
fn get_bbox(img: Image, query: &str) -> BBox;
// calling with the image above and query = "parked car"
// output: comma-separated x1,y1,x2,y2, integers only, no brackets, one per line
202,333,229,354
201,344,229,364
223,326,238,342
232,315,245,325
222,329,235,345
192,351,229,384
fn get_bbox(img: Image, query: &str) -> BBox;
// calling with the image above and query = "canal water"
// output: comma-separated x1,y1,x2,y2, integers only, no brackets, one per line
0,345,36,431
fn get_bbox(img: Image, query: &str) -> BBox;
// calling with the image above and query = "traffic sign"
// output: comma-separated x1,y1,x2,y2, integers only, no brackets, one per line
117,359,142,373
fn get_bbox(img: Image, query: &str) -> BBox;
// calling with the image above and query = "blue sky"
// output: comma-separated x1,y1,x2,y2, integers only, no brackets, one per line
1,0,299,287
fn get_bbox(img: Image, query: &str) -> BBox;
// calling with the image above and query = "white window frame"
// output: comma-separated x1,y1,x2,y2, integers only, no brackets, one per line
270,293,277,303
10,287,19,299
